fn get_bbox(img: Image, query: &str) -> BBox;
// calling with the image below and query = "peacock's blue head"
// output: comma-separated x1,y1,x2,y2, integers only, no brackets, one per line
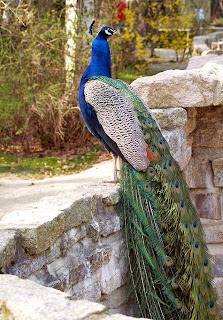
97,26,117,40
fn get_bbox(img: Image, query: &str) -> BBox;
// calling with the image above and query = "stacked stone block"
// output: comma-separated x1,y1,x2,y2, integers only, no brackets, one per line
131,54,223,314
0,184,136,317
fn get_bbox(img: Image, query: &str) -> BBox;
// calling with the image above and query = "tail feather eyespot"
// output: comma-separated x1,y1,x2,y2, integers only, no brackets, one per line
172,279,179,288
209,302,215,314
164,256,173,266
184,222,189,232
161,218,167,228
194,242,199,253
193,222,198,232
204,260,209,271
147,167,155,177
175,299,182,308
194,273,199,283
144,183,151,192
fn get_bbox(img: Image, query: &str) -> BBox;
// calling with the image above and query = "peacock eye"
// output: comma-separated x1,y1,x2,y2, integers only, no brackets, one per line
105,29,112,36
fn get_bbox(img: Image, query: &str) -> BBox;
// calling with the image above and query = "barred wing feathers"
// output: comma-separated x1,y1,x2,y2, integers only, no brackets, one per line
84,79,150,172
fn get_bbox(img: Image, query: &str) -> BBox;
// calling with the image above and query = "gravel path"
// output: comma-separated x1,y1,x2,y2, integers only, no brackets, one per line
0,160,114,220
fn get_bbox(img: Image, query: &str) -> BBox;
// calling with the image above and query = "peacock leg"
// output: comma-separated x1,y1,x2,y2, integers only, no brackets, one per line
102,153,119,183
113,153,118,182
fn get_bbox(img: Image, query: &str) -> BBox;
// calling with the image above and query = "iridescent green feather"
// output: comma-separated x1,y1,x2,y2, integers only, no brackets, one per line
90,75,220,320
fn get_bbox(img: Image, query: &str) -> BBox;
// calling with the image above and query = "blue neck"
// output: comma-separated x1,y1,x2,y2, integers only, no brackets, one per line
89,35,111,78
78,31,115,154
79,33,112,123
80,34,111,88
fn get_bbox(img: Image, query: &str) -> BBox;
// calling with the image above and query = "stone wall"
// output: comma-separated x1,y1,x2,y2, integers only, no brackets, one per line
192,31,223,55
184,106,223,220
0,54,223,319
0,274,148,320
0,184,139,318
131,53,223,314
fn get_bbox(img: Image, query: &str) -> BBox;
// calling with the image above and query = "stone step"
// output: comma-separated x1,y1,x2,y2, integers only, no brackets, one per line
0,274,151,320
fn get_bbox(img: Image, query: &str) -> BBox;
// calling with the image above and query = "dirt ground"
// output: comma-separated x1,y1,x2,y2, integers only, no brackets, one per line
0,160,114,220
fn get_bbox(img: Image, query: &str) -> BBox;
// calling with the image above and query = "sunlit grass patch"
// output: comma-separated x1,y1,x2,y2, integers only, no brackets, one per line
0,145,106,179
118,68,159,83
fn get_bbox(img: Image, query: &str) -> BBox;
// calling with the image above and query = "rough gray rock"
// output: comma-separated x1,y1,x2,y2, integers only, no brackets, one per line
0,184,133,316
151,107,187,129
187,54,223,70
192,31,223,55
131,63,223,109
203,221,223,244
0,184,119,255
212,158,223,187
0,230,17,270
0,274,150,320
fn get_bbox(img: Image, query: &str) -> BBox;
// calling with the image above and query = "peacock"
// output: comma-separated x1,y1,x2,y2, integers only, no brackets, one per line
79,22,220,320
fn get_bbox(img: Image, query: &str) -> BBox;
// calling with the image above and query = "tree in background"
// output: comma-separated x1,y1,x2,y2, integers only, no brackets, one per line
113,0,195,72
0,0,120,153
211,0,223,22
158,0,195,61
0,0,89,152
0,0,198,154
186,0,211,22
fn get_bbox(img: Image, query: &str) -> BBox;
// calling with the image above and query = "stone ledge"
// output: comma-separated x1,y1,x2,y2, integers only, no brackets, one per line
0,184,129,315
192,31,223,55
187,55,223,70
0,230,18,270
0,184,119,255
131,63,223,109
0,274,150,320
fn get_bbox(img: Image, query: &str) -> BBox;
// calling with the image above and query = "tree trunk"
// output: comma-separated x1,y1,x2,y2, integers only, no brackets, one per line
211,0,223,20
65,0,78,83
65,0,94,84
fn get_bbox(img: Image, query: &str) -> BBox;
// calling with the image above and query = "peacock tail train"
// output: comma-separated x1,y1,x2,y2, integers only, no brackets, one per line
88,75,220,320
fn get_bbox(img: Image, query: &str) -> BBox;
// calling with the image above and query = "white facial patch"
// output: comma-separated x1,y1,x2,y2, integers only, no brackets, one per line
105,29,113,35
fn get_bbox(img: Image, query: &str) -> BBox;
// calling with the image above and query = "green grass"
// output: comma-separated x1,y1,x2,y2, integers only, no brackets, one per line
0,145,105,179
118,68,159,83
